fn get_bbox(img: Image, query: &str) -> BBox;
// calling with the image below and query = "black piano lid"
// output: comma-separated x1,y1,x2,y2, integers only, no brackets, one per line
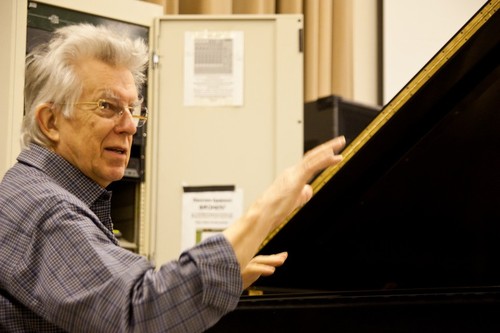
255,0,500,294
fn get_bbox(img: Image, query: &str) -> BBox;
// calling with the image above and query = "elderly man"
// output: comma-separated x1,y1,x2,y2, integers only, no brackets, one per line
0,23,345,332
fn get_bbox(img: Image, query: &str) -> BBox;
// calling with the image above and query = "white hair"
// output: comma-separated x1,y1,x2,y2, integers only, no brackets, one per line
22,23,149,149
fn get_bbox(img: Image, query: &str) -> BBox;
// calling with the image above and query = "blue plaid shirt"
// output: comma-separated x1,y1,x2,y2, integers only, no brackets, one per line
0,144,242,332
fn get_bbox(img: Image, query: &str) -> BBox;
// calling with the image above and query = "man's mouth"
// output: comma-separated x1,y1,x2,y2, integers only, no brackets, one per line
106,147,126,155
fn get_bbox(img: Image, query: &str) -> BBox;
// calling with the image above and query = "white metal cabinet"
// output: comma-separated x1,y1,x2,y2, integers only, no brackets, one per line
147,15,304,265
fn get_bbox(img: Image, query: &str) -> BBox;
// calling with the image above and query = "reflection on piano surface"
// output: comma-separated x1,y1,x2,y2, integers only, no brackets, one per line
207,1,500,332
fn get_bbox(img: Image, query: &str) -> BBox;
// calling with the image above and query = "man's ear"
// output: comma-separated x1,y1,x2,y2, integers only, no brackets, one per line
35,103,60,144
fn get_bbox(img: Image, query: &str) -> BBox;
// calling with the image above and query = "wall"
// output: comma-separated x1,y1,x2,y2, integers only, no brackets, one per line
382,0,488,104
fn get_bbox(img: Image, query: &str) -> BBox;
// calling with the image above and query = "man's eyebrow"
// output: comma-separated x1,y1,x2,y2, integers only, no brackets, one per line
98,90,119,100
97,90,142,105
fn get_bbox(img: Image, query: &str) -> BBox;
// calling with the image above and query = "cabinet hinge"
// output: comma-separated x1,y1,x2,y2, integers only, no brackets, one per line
152,52,159,69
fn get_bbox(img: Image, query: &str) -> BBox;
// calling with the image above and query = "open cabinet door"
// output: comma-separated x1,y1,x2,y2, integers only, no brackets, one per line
1,0,162,256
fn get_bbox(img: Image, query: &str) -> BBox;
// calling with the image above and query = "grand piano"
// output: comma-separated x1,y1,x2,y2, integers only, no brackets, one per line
207,1,500,332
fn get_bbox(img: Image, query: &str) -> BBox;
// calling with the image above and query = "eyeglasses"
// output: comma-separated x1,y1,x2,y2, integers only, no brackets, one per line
64,99,148,128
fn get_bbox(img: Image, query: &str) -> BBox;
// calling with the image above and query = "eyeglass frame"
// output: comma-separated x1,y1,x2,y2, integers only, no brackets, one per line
60,97,148,128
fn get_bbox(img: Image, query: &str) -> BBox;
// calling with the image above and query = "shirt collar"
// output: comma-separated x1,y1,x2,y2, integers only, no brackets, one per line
17,144,111,207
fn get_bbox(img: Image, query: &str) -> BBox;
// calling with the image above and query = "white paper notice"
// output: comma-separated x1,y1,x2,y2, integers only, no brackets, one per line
184,30,244,106
181,186,243,251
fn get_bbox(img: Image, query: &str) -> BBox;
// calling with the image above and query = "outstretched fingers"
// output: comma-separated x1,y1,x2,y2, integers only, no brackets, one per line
301,136,346,180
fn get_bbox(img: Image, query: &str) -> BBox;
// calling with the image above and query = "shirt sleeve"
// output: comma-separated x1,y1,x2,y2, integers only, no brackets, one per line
9,197,242,333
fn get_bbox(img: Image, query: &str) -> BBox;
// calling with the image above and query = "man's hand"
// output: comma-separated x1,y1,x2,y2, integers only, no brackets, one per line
224,136,346,290
241,252,288,289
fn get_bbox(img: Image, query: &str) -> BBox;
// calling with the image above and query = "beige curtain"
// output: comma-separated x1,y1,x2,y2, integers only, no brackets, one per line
142,0,354,102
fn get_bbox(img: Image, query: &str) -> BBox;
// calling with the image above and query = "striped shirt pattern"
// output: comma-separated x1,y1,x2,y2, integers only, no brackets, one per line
0,144,242,332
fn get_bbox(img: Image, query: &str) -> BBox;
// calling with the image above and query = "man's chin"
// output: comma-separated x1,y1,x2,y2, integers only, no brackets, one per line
102,168,127,186
111,171,126,182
